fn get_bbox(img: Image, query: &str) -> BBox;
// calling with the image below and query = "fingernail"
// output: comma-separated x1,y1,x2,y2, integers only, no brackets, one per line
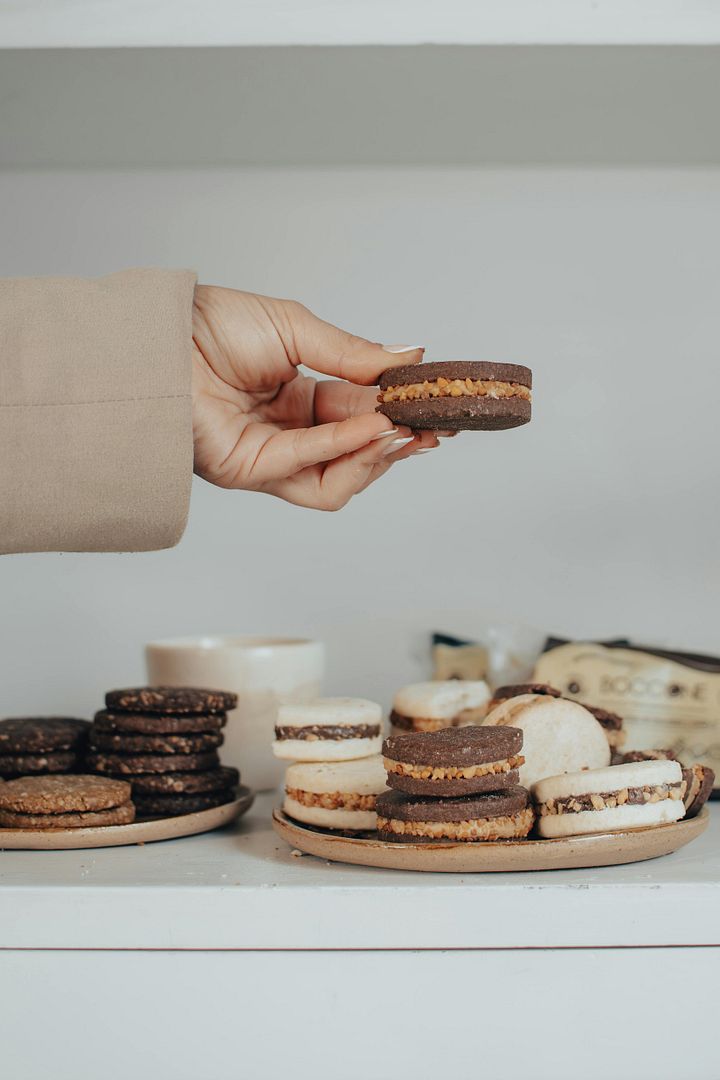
382,435,414,455
382,344,424,354
413,447,437,454
369,427,399,442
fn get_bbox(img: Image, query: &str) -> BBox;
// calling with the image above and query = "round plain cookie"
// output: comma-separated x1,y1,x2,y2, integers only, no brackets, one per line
0,717,90,753
376,786,534,843
89,730,224,755
283,756,388,831
125,766,240,796
86,750,220,775
133,790,236,817
0,750,79,777
383,726,523,797
0,774,131,814
0,801,135,830
376,361,532,432
94,709,226,735
105,687,237,715
483,696,610,787
534,760,686,838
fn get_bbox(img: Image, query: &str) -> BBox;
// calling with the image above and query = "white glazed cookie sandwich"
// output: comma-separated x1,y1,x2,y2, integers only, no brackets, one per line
272,698,383,762
390,681,490,734
533,759,686,838
483,695,610,787
283,756,388,830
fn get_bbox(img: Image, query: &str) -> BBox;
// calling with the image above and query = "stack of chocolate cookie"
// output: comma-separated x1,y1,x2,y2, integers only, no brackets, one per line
0,717,90,779
376,726,535,842
0,775,135,830
85,687,240,818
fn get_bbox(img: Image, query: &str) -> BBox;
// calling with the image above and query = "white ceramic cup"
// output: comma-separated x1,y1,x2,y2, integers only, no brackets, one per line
145,636,325,792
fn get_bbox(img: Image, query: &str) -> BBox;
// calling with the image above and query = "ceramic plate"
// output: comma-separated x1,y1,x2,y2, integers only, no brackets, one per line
272,805,708,872
0,786,254,851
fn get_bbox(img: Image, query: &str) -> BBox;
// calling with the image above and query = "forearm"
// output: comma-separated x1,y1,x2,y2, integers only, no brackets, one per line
0,268,196,554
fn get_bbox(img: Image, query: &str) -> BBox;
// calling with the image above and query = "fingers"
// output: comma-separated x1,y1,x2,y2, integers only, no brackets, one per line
282,300,424,386
314,380,382,423
236,412,400,486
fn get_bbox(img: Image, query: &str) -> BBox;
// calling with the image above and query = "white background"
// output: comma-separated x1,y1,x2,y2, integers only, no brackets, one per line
1,48,719,717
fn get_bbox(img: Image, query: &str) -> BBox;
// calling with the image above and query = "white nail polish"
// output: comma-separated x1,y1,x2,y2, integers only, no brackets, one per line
413,447,437,454
369,427,399,441
382,344,424,354
383,435,414,455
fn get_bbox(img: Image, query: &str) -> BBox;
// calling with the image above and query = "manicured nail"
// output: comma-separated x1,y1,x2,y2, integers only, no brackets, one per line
369,427,399,441
383,435,415,455
382,344,424,354
413,447,437,454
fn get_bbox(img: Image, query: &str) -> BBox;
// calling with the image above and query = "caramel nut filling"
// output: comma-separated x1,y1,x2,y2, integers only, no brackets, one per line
383,754,523,782
377,807,534,841
539,781,686,817
286,787,377,812
275,724,380,742
379,378,531,404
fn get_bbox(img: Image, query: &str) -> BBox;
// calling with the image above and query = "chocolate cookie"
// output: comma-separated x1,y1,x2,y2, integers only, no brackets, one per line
377,361,532,432
0,802,135,830
616,748,676,764
105,687,237,715
383,725,524,796
93,709,226,735
376,786,534,842
125,766,240,796
682,764,715,819
86,750,220,775
584,705,625,750
134,789,236,818
0,774,131,814
0,750,78,777
0,716,89,753
89,730,224,755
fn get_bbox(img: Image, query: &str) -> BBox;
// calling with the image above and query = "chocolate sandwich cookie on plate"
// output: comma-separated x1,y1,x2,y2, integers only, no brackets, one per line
283,756,388,831
390,681,490,734
681,763,715,819
105,687,237,715
483,696,610,788
376,786,534,843
383,726,524,796
272,698,383,761
487,684,561,710
534,760,686,838
377,361,532,431
582,705,625,751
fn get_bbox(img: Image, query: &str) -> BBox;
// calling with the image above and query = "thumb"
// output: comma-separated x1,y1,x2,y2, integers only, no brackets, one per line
284,301,424,386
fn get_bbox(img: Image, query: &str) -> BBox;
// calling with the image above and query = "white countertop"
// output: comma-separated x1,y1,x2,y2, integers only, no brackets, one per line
1,795,718,951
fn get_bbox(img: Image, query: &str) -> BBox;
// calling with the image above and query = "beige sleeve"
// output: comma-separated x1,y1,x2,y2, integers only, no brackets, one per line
0,268,196,554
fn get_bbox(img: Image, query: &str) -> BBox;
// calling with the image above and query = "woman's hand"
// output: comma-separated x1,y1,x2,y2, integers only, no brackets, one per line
191,286,438,510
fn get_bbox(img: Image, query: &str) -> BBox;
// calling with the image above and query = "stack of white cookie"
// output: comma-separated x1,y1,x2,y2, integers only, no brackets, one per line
272,698,388,831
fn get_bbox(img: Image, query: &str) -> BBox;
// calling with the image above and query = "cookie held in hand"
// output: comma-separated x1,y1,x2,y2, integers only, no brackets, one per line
377,361,532,431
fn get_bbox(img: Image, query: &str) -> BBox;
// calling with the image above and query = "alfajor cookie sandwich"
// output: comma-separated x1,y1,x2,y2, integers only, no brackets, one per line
377,361,532,432
283,756,388,830
272,698,383,762
487,684,626,752
390,680,490,734
681,763,715,819
483,696,610,788
533,759,686,838
487,683,561,711
383,726,523,796
376,786,534,843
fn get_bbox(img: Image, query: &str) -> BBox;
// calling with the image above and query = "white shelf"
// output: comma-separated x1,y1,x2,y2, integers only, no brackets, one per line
1,794,718,950
2,0,720,48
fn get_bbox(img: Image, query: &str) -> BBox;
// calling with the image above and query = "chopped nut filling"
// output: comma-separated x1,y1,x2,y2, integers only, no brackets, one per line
377,807,534,841
383,754,523,781
539,782,686,816
286,787,377,811
379,378,531,404
275,724,380,742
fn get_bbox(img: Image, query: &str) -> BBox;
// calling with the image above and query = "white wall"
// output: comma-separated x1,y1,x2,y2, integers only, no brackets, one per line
1,166,719,715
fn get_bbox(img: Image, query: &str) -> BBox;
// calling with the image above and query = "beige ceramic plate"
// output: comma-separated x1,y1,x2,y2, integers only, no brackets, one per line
273,806,708,873
0,786,254,851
